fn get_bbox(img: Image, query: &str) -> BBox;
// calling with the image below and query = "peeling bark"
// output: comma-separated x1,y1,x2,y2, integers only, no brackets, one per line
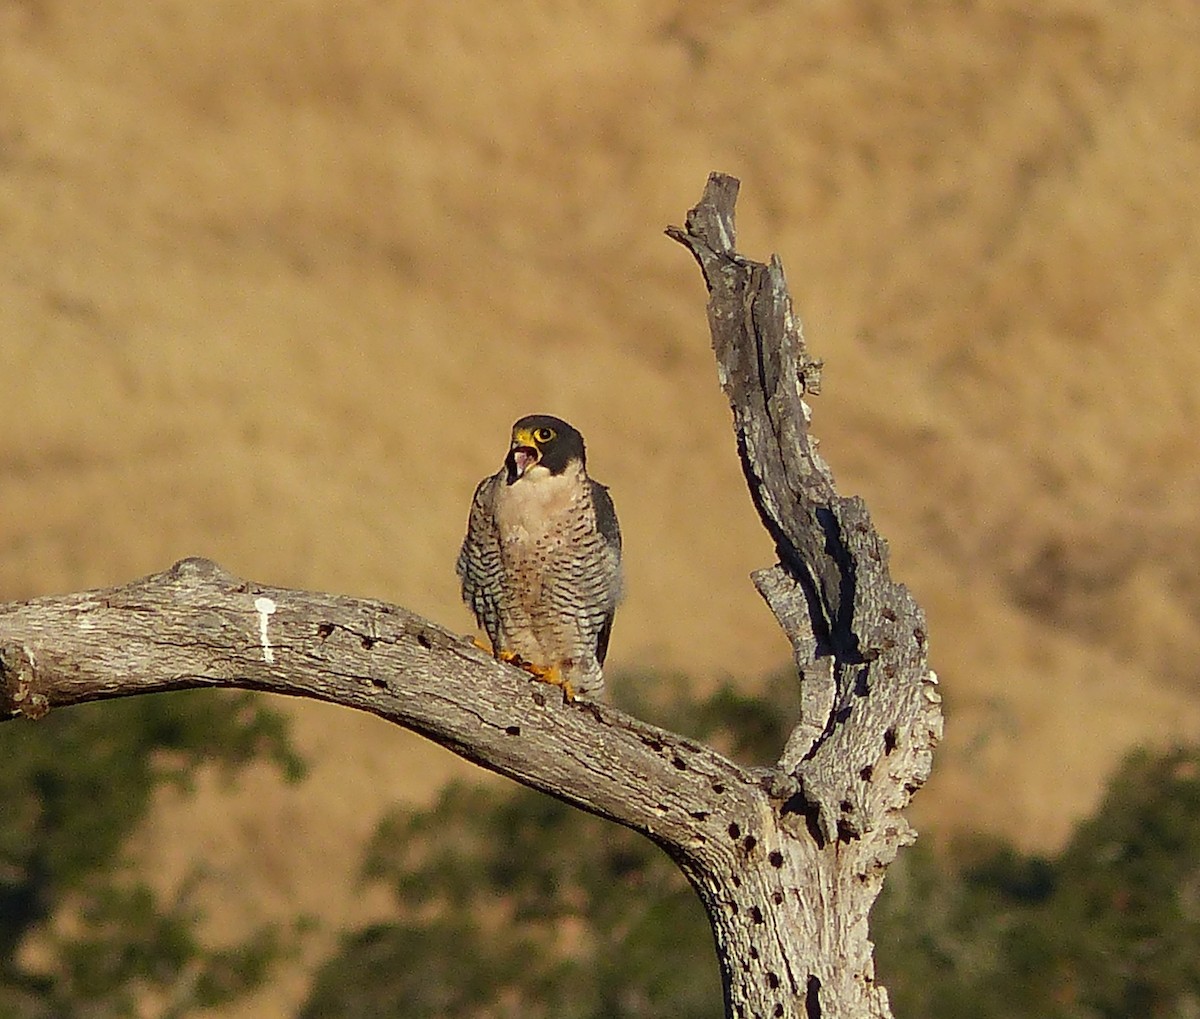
0,174,941,1019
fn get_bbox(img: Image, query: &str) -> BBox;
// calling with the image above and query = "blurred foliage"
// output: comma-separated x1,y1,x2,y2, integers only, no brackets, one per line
300,673,793,1019
301,676,1200,1019
877,746,1200,1019
0,689,304,1019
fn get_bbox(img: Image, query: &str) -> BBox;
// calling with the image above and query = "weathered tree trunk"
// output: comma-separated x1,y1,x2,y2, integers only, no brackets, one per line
666,173,942,1017
0,174,940,1019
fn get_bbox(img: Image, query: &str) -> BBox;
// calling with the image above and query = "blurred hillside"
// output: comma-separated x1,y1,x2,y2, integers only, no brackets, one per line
2,0,1198,1014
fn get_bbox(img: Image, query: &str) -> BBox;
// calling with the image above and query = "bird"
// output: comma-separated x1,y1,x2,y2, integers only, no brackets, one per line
457,414,622,700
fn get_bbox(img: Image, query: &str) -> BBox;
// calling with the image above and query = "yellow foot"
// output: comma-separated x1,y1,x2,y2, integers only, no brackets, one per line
473,642,530,674
490,648,576,702
523,662,577,703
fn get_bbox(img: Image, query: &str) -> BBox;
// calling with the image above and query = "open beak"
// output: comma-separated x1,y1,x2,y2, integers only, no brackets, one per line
510,445,540,477
508,428,541,478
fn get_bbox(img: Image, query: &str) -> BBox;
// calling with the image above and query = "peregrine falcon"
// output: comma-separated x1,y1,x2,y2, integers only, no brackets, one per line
457,415,622,700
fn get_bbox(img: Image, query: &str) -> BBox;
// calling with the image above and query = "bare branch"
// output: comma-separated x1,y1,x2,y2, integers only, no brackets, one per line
0,556,762,859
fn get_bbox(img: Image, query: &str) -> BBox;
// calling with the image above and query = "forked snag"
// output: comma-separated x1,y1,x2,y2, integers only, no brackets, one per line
0,174,940,1019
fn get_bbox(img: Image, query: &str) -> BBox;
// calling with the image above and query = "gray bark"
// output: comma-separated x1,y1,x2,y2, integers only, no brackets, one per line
0,173,941,1019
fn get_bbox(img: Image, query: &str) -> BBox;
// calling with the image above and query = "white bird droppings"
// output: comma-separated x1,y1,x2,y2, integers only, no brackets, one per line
254,596,277,663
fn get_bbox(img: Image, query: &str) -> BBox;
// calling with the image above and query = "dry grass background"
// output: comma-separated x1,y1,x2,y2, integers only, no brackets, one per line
2,0,1199,1013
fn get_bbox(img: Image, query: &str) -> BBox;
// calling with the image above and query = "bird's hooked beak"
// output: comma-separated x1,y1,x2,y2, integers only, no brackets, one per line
507,427,542,479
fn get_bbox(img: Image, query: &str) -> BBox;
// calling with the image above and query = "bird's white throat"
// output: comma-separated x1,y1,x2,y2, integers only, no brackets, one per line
495,460,586,535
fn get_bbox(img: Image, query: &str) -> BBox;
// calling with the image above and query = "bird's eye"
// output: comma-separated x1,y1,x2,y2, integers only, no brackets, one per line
534,427,555,443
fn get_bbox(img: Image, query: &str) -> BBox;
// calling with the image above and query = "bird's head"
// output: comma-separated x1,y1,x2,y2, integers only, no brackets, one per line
506,414,585,482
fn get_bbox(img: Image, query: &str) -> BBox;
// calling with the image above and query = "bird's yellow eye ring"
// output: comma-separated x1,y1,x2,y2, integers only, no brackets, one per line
534,427,555,443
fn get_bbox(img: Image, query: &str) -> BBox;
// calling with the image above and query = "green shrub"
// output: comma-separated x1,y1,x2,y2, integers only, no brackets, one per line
875,747,1200,1019
0,690,304,1018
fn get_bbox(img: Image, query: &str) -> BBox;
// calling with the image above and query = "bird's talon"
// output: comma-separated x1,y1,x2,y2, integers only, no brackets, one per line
487,650,575,700
525,664,576,702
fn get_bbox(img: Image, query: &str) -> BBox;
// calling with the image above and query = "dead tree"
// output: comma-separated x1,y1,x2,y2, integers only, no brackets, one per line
0,174,941,1019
